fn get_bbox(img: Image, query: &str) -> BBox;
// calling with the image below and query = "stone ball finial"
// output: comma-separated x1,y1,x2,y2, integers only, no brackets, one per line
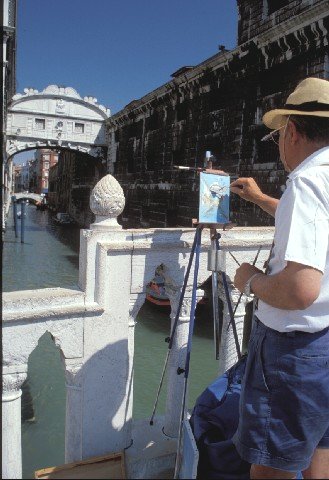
90,174,125,229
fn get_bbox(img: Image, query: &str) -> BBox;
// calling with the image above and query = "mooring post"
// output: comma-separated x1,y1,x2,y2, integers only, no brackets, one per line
12,198,18,238
20,201,26,243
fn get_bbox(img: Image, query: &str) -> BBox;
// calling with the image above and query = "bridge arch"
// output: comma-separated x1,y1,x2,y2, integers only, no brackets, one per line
6,85,110,159
13,193,43,204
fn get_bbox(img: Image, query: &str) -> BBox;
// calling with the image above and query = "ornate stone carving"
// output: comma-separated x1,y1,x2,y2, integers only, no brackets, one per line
43,85,81,99
90,174,125,219
10,85,110,117
23,87,38,95
55,98,66,114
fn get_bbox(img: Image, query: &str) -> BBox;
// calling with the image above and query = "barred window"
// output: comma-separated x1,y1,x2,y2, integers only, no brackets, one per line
266,0,288,15
35,118,45,130
75,122,85,133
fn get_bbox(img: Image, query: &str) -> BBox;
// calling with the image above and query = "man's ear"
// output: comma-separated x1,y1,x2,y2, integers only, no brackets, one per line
287,120,299,145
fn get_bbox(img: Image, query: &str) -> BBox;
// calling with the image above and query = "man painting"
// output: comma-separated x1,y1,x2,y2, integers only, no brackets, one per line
230,77,329,479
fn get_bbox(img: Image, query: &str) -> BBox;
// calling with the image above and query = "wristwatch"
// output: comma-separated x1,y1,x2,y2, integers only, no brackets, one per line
243,273,261,296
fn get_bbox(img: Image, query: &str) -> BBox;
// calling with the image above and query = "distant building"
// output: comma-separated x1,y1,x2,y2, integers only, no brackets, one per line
48,163,58,210
48,149,105,226
13,164,22,192
28,159,37,193
21,161,31,191
2,0,17,227
34,149,59,194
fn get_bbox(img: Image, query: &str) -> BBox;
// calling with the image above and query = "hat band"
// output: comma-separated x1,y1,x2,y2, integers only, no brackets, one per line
284,101,329,112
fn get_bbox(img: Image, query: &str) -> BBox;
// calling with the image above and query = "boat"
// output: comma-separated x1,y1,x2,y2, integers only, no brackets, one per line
53,213,72,225
36,195,48,210
146,275,170,306
146,275,208,307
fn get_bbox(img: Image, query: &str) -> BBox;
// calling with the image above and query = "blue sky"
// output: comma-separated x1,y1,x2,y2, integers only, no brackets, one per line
14,0,238,163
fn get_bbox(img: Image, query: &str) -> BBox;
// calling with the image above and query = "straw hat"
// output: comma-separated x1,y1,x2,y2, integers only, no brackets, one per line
263,77,329,130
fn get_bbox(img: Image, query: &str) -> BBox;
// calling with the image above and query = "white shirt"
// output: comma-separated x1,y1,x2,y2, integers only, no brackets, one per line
256,146,329,332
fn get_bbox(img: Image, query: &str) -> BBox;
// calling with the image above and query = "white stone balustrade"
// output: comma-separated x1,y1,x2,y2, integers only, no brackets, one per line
2,173,274,479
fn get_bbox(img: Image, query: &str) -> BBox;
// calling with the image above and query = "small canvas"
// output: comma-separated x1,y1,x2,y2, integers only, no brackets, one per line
199,172,230,224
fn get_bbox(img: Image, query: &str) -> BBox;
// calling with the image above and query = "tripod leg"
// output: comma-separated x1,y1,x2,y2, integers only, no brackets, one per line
168,228,199,349
221,270,242,360
150,228,199,424
174,227,202,479
211,234,221,360
214,235,242,360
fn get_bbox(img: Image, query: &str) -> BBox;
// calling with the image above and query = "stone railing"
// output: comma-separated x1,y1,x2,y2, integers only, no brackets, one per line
2,174,274,479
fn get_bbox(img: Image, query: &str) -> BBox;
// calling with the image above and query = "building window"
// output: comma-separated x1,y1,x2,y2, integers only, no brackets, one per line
266,0,288,15
43,154,50,160
44,162,49,169
177,101,188,122
35,118,45,130
75,122,85,133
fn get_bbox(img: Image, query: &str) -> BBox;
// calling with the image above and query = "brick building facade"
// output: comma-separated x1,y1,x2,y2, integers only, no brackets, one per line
13,164,22,192
106,0,328,228
33,149,59,194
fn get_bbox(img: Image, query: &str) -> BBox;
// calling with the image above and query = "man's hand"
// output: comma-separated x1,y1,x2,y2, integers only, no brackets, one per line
234,263,263,293
230,177,264,203
234,261,322,310
230,177,279,217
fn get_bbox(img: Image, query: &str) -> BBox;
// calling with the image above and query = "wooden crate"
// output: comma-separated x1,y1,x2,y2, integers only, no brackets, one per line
34,452,126,479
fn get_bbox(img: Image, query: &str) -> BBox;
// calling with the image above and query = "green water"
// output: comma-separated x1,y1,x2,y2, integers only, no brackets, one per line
3,205,218,478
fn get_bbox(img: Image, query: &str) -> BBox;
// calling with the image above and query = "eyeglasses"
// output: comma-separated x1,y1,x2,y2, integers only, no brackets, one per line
261,126,283,145
261,128,281,145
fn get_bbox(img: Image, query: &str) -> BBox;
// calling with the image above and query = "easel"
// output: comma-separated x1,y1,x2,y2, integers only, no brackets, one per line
149,152,245,477
171,220,244,478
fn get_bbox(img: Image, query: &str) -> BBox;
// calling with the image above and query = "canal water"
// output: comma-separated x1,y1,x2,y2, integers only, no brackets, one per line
3,204,218,479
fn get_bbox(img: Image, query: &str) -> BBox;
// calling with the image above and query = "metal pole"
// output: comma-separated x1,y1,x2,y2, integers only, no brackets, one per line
221,270,242,360
20,202,26,243
13,200,18,238
210,231,221,360
150,229,199,425
174,227,202,479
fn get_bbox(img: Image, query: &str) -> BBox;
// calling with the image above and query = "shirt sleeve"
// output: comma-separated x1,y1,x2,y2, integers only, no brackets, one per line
283,175,329,273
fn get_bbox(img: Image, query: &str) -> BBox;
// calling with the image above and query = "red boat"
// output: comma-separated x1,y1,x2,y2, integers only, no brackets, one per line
146,276,170,306
146,275,208,307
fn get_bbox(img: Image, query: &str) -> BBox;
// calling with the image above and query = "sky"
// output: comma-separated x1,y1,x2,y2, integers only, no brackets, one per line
14,0,238,164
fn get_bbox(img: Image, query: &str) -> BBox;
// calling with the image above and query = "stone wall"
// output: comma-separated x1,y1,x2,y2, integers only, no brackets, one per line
107,0,329,228
48,149,106,227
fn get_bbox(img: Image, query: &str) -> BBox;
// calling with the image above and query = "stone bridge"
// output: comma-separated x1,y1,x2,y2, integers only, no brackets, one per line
6,85,110,160
2,174,274,479
12,193,43,203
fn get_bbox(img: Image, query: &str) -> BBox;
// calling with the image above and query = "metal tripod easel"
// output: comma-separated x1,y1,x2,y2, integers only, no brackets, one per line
148,220,242,478
150,152,255,478
172,222,241,478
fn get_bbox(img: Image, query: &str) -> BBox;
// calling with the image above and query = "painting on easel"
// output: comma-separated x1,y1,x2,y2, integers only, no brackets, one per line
199,172,230,224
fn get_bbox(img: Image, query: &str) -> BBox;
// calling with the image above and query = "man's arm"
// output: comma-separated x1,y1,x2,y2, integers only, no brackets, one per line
234,261,323,310
230,177,279,217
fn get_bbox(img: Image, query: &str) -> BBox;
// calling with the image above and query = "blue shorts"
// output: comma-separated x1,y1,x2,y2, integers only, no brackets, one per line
233,317,329,472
